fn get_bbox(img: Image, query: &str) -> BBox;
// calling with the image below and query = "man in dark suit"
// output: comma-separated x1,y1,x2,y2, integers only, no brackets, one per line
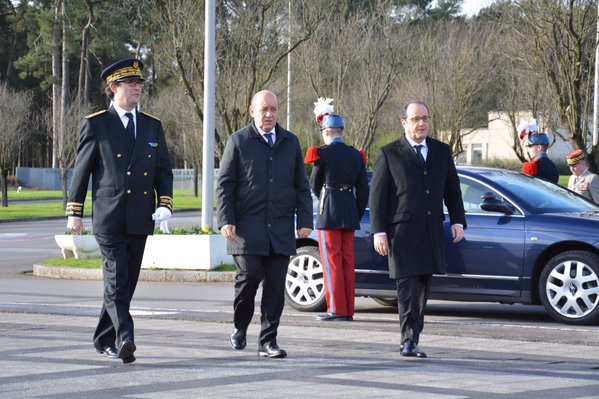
304,114,369,321
216,90,313,358
66,58,173,364
370,101,466,358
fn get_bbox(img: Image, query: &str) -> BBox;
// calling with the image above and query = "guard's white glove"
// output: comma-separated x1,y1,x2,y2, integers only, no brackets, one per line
152,207,172,234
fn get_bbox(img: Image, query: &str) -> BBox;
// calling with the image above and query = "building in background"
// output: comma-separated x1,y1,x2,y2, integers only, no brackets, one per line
455,111,571,167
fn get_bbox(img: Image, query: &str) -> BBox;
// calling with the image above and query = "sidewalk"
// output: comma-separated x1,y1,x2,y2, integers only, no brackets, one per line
33,264,235,283
1,311,598,399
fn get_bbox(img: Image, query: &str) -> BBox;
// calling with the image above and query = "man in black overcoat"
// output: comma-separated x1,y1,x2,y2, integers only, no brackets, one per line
370,101,466,358
66,58,173,364
216,90,313,358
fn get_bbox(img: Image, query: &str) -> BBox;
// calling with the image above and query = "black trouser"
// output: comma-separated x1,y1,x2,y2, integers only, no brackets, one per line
396,274,432,345
93,233,147,349
232,253,290,346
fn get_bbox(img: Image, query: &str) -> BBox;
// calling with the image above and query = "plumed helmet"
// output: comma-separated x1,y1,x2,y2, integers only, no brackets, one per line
321,114,345,129
313,97,335,125
517,119,539,140
527,133,549,146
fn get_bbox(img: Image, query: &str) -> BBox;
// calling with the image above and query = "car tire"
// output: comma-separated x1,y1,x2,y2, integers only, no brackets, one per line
539,250,599,325
285,246,326,312
372,297,398,308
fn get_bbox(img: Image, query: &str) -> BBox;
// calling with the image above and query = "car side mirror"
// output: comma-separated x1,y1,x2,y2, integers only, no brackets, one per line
480,192,514,215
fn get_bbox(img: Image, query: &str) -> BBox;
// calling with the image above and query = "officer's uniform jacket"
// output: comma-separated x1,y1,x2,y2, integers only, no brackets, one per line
535,155,559,183
307,140,369,230
66,106,173,235
568,169,599,204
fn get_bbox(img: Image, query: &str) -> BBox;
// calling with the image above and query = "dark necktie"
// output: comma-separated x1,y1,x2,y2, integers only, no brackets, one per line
125,112,135,147
264,132,274,147
414,144,426,165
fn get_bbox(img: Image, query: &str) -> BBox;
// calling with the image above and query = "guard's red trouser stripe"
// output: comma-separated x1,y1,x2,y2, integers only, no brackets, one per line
317,229,356,317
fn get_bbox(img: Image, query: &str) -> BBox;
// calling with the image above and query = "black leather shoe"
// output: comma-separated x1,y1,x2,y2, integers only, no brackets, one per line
401,340,427,358
118,340,136,364
230,329,247,350
94,344,119,359
316,314,349,321
400,340,417,357
258,341,287,358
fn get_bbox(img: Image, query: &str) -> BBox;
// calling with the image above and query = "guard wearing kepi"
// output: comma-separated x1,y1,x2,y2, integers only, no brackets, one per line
305,100,369,321
66,58,174,364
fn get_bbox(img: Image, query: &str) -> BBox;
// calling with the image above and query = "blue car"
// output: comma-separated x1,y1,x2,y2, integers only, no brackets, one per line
285,167,599,325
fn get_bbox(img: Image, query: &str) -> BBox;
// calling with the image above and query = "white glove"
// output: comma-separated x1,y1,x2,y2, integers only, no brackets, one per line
159,220,170,234
152,207,172,234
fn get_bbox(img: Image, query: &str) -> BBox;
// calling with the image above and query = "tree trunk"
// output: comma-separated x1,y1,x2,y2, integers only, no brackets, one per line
51,0,63,169
78,0,94,106
1,169,8,208
193,167,199,198
61,167,69,211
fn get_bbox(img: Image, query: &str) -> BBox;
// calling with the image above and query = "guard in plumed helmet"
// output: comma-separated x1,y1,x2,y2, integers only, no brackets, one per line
518,119,559,183
305,98,369,322
66,57,174,364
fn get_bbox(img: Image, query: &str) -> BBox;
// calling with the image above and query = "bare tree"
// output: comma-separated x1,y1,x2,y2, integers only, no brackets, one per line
513,0,597,167
399,20,501,159
48,96,90,210
295,1,404,155
77,0,105,106
148,85,203,196
152,0,325,160
0,84,32,207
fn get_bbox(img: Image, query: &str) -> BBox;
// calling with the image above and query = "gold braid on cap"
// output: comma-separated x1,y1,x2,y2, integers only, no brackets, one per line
567,150,585,166
106,65,143,83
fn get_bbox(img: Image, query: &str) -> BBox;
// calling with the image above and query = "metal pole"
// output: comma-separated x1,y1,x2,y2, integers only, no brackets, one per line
286,0,292,130
593,3,599,147
201,0,216,229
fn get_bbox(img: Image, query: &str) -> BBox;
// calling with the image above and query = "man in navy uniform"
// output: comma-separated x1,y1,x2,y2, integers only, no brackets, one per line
518,120,559,183
522,132,559,183
304,114,369,321
66,58,173,364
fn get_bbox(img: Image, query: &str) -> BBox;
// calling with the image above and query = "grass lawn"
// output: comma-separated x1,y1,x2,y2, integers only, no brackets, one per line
41,257,235,271
0,190,205,221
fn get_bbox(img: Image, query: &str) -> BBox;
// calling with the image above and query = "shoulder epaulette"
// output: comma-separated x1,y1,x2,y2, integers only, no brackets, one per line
359,149,368,166
304,146,320,164
523,160,538,177
85,110,106,119
140,111,161,121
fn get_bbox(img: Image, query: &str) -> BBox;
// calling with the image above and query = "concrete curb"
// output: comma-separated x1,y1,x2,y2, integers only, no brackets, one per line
32,264,235,283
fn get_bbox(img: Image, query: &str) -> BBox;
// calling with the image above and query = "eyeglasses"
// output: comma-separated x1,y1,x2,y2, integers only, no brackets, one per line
404,116,431,124
123,80,145,87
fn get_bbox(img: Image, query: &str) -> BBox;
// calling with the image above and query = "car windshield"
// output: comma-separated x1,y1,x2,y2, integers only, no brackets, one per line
479,170,599,214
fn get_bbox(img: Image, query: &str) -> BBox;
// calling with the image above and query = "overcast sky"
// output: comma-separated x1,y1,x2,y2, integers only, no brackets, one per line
460,0,496,16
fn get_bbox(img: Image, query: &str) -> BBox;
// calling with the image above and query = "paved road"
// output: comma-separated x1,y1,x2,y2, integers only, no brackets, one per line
1,216,598,398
